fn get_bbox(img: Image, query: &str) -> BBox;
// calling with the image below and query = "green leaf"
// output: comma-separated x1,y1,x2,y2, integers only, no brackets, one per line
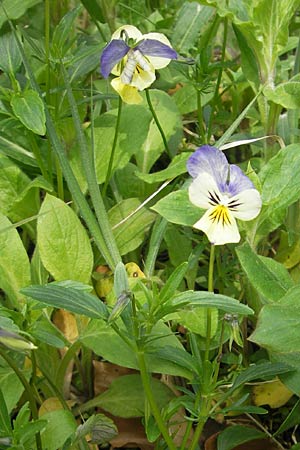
11,90,46,135
68,41,104,82
17,420,47,446
0,136,37,168
261,144,300,211
160,262,188,303
152,189,202,226
52,6,82,57
236,242,292,302
0,367,30,414
73,413,117,446
173,84,214,115
93,105,152,184
0,212,31,307
249,285,300,353
151,346,199,376
29,315,68,348
274,398,300,436
198,0,249,21
229,362,292,393
0,32,22,74
264,80,300,109
80,319,192,378
114,262,129,298
173,2,215,54
270,352,300,395
37,194,94,283
172,291,254,316
0,0,41,29
115,163,146,198
136,152,190,184
136,90,183,173
235,0,300,84
217,425,265,450
80,0,105,23
88,374,174,418
40,410,77,450
164,225,192,267
174,307,218,338
0,388,12,436
22,284,108,319
109,198,156,256
232,24,260,87
0,154,39,224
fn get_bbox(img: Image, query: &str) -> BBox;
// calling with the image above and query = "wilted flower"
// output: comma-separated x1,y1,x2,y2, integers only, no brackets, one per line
0,329,37,351
100,25,177,104
187,145,262,245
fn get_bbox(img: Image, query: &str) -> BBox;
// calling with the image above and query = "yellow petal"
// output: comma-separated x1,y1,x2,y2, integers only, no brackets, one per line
111,77,143,104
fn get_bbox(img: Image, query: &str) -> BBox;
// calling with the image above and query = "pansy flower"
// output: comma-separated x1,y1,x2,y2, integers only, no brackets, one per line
100,25,177,104
187,145,262,245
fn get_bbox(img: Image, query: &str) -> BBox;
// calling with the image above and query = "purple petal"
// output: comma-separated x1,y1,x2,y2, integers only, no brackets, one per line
136,39,177,59
226,164,254,196
187,146,229,191
100,39,129,78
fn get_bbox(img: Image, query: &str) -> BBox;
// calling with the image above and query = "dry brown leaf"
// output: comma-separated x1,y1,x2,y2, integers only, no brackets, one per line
52,309,78,343
93,361,137,395
109,416,154,450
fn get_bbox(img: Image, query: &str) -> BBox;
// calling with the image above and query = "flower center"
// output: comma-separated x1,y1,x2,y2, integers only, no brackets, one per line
209,205,231,226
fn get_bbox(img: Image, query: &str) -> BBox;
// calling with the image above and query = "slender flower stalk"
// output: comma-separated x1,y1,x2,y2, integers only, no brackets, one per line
146,89,171,158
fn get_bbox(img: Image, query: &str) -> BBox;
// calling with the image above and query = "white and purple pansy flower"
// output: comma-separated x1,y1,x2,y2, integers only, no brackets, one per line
187,145,262,245
100,25,177,104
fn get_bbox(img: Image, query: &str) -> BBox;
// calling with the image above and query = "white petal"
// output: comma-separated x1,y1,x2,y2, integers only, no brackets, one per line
112,25,143,41
188,172,223,209
193,207,240,245
229,189,262,221
141,32,173,69
131,67,156,90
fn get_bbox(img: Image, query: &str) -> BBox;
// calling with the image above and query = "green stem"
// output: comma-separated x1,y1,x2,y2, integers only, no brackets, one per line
55,155,65,200
204,244,215,362
45,0,53,184
131,294,140,340
146,89,171,159
102,96,123,197
212,318,226,386
56,340,81,392
60,63,122,268
185,246,216,450
130,290,175,448
137,351,177,450
207,18,228,142
0,348,42,450
188,402,210,450
196,84,206,144
29,132,49,181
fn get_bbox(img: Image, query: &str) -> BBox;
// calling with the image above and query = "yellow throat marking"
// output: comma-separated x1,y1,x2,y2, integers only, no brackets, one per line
209,205,231,226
